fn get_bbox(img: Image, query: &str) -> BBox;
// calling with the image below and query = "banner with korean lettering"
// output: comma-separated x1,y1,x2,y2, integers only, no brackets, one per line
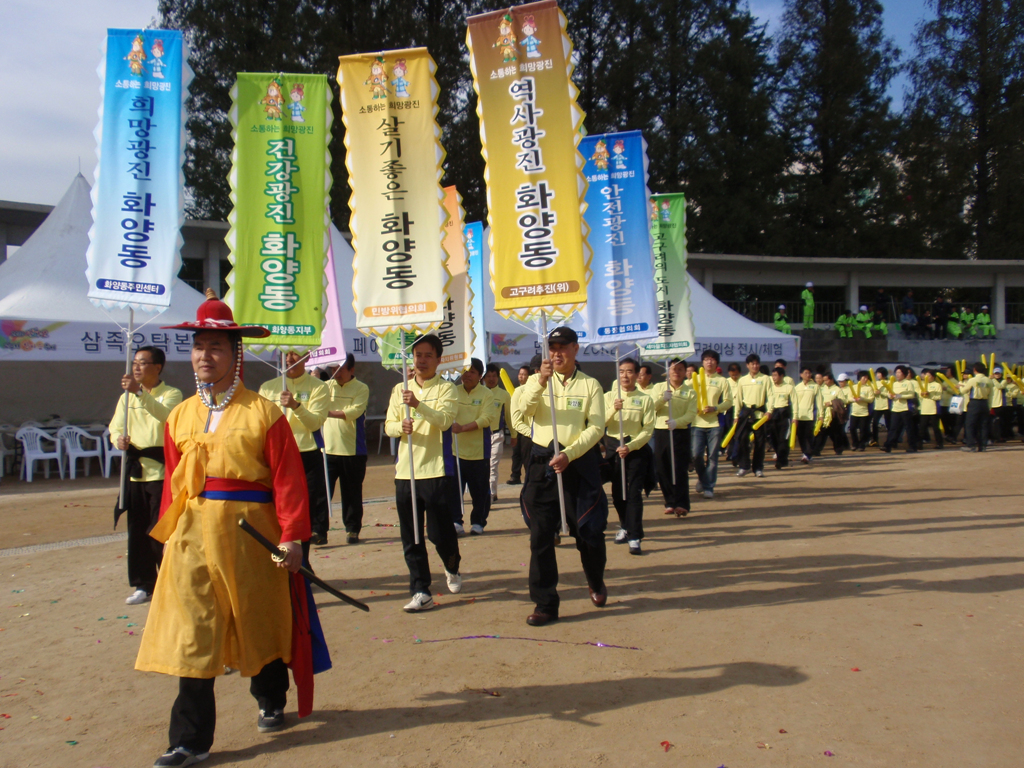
464,221,486,363
378,187,473,373
338,48,449,335
576,131,658,347
640,193,695,359
466,0,590,320
86,29,191,311
225,73,331,350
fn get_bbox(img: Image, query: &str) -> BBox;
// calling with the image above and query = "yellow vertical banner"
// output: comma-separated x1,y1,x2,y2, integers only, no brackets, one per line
337,48,450,335
466,0,589,320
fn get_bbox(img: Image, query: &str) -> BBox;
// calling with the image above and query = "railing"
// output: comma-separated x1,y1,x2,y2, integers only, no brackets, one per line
721,300,848,325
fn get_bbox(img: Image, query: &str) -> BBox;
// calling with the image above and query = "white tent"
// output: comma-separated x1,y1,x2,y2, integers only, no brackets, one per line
0,174,205,362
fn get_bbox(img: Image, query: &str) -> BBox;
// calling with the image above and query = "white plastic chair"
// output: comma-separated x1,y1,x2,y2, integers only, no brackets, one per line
103,428,123,479
15,427,64,482
58,426,103,479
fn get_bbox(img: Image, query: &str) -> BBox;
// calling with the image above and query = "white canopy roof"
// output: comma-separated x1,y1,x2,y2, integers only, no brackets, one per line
0,174,204,324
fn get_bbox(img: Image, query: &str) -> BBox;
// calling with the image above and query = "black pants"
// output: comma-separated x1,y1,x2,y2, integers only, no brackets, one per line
816,418,847,454
127,479,163,592
850,415,871,449
993,405,1012,441
654,428,691,509
940,406,959,442
325,454,367,534
300,450,330,538
395,476,461,595
885,411,914,451
870,409,889,444
522,451,606,616
964,400,990,450
510,434,531,481
168,659,288,754
770,409,792,468
796,420,815,458
449,458,491,528
735,411,766,471
608,440,650,541
919,414,943,447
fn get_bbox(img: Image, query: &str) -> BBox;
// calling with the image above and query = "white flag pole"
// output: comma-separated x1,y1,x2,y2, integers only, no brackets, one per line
452,431,465,523
400,333,421,545
666,357,677,486
616,345,626,502
321,447,333,519
117,308,135,511
540,312,569,536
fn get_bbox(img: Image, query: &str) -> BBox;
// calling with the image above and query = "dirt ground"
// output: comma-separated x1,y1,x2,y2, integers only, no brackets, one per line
1,444,1023,768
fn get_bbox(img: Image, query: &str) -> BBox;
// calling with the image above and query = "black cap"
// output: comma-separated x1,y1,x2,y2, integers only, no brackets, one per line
548,326,578,345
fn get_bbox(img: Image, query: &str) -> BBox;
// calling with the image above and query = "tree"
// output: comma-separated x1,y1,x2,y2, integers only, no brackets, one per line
774,0,903,258
902,0,1024,259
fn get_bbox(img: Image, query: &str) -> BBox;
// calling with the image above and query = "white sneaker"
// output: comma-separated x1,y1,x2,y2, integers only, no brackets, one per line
703,489,713,499
470,524,484,535
737,469,749,477
454,522,465,535
614,528,628,543
628,540,641,555
695,480,703,493
754,470,764,478
445,570,463,594
403,592,434,612
126,589,150,605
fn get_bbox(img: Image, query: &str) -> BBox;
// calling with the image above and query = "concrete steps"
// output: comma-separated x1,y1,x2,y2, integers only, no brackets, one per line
887,336,1024,367
794,328,899,372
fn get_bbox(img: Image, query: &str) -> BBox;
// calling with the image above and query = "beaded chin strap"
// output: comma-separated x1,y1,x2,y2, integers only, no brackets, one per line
196,337,243,419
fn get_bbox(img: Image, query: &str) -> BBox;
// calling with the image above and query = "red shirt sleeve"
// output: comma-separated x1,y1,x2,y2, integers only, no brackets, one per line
158,421,182,518
264,413,311,543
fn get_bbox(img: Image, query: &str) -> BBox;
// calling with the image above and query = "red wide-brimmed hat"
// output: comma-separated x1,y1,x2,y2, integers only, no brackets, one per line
161,289,271,338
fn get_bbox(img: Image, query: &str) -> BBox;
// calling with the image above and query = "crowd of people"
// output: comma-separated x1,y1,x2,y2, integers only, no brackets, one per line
107,291,1020,766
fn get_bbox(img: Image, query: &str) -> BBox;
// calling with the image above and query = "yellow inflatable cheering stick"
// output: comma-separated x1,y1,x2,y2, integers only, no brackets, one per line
498,368,516,396
789,418,798,449
720,418,739,448
751,412,771,431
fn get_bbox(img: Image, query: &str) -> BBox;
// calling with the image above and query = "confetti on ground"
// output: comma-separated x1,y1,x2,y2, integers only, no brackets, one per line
419,635,641,650
12,590,24,593
824,750,835,756
65,741,78,745
466,688,501,697
779,728,788,733
660,740,672,752
757,742,771,749
851,667,860,672
117,615,128,619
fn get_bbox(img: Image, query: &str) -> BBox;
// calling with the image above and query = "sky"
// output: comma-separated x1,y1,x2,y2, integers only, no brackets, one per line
1,0,932,208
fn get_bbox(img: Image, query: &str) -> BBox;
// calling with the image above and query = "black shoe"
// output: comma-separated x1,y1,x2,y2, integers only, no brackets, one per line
527,611,557,626
154,747,209,767
346,532,358,545
257,708,286,733
309,532,327,546
507,477,521,485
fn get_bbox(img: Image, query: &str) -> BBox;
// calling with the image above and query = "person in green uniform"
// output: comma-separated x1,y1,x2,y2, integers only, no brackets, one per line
854,306,874,338
947,306,963,339
774,305,792,335
801,282,815,329
870,309,889,337
975,306,996,338
960,307,976,338
835,309,853,339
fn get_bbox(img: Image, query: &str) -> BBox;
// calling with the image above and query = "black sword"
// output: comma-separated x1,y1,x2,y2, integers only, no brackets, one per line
238,519,370,612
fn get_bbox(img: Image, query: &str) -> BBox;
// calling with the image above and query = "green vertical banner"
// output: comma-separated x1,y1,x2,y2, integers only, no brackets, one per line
640,193,695,358
226,73,332,349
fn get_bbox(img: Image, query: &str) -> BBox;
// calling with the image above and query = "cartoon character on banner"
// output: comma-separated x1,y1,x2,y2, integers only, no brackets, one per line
590,139,610,171
288,83,306,122
612,139,628,170
261,77,285,120
366,56,389,100
660,200,671,221
520,14,541,58
392,59,410,98
494,13,517,63
650,200,659,223
126,33,146,76
150,39,165,79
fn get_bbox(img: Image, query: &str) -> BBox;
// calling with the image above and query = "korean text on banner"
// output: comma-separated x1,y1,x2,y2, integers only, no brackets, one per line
641,193,694,358
226,73,331,350
464,222,486,363
306,240,347,369
467,0,590,320
380,187,474,373
338,48,449,335
87,29,191,311
577,130,657,346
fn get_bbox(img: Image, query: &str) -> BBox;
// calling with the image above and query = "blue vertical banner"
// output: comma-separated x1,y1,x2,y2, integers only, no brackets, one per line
577,130,658,346
465,221,487,363
87,29,191,310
